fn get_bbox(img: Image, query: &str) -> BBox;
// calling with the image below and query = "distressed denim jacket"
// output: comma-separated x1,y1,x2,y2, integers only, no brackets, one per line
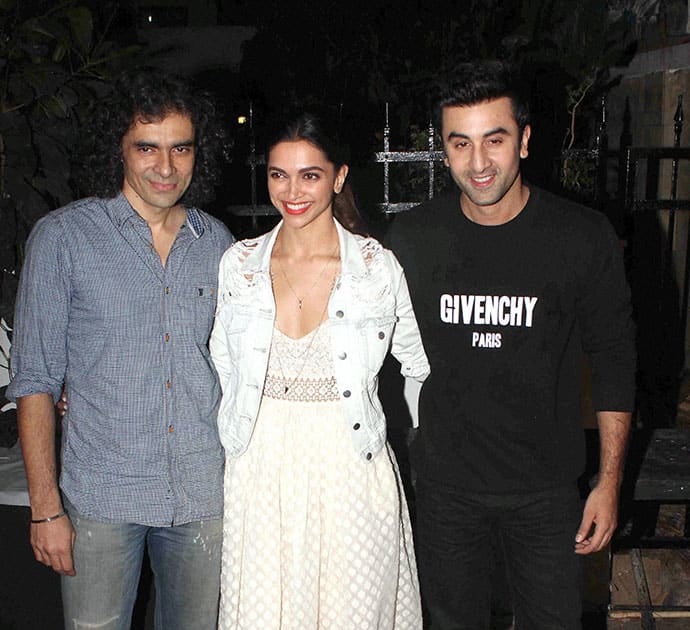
210,219,430,462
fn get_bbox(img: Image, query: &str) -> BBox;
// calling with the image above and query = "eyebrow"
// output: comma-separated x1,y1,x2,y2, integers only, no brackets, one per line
267,165,327,174
134,139,194,148
446,127,509,141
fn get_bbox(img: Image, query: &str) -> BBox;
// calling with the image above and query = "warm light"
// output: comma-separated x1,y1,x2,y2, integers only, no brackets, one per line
237,116,247,125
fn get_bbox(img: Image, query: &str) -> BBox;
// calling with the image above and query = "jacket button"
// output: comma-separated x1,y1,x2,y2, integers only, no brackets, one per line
378,331,385,339
353,423,360,430
338,352,347,360
366,452,372,460
335,310,344,318
343,390,351,398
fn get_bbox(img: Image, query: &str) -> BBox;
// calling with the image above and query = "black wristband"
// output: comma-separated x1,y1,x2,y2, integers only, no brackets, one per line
31,509,67,524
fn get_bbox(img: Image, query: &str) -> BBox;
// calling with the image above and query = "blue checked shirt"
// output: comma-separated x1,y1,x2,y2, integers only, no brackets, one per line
8,194,234,525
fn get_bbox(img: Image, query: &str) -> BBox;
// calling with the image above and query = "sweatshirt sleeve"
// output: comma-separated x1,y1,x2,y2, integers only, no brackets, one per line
577,216,636,411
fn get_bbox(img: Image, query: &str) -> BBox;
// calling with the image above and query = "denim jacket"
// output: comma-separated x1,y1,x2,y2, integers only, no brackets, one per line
210,219,430,461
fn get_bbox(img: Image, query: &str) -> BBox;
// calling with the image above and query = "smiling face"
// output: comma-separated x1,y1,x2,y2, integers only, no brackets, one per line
267,139,348,231
121,111,195,219
442,96,530,224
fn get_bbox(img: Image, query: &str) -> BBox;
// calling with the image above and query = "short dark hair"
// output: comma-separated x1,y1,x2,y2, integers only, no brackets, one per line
265,112,368,236
77,68,228,207
435,60,530,136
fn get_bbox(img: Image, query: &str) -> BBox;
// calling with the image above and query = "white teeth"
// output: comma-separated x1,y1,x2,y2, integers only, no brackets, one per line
473,175,493,183
286,202,310,210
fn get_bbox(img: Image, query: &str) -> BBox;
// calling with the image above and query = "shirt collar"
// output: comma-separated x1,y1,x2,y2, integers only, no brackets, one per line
106,193,204,238
107,193,141,227
245,218,368,277
185,207,205,239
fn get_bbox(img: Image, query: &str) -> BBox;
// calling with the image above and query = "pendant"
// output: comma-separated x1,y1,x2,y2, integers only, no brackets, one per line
297,300,303,310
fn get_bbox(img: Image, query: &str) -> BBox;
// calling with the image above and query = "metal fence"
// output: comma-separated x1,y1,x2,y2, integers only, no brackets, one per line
564,95,688,216
225,103,446,228
226,96,687,220
373,104,445,214
583,93,690,427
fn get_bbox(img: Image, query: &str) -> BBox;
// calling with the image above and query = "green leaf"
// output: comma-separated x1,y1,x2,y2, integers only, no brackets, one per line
52,41,66,63
57,85,79,110
65,7,93,55
20,61,70,100
34,94,69,119
21,17,59,42
12,176,50,225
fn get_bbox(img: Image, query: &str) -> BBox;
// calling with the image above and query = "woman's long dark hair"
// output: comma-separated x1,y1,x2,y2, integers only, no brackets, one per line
265,114,368,236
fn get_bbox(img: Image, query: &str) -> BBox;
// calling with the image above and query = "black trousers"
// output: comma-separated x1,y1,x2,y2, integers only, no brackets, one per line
415,479,583,630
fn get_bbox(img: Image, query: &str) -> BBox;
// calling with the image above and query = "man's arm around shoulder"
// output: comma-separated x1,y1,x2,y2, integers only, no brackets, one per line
18,393,75,575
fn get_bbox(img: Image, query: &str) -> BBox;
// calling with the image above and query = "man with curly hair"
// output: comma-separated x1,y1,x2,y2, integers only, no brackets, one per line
7,69,233,629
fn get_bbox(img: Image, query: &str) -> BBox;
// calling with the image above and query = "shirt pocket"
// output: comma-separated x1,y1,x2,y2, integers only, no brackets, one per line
179,284,218,343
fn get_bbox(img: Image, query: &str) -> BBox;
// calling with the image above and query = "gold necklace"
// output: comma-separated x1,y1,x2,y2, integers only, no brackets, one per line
275,242,339,310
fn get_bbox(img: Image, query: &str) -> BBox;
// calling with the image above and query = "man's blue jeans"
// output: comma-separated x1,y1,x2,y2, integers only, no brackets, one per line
62,503,222,630
415,479,583,630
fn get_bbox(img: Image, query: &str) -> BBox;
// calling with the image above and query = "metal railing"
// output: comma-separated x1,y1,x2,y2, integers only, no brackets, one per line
225,103,446,225
373,103,445,215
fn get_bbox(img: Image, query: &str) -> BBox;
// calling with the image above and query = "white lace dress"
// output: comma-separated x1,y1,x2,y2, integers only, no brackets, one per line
218,320,422,629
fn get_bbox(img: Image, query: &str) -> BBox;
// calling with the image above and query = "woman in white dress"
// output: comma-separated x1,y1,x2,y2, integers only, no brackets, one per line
210,114,430,629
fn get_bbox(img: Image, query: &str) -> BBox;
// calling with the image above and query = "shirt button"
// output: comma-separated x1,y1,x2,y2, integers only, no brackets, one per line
168,425,174,433
343,390,351,398
164,333,170,342
338,352,347,360
335,310,344,318
378,331,385,339
165,380,172,389
353,423,360,430
366,452,372,460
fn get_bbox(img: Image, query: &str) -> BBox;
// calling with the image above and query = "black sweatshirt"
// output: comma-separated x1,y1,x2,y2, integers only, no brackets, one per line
386,186,636,493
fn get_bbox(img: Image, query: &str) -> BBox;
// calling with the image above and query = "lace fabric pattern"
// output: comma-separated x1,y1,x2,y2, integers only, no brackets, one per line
263,323,340,402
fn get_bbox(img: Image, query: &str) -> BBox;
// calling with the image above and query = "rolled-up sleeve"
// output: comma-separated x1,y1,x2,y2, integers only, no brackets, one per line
7,215,71,403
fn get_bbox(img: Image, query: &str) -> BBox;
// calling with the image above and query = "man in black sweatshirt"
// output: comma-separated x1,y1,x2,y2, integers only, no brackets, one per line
387,60,636,629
